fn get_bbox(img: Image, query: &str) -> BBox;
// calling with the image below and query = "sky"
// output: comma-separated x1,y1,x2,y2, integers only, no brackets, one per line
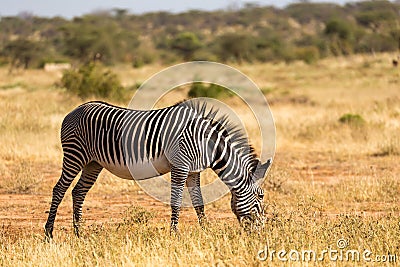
1,0,359,18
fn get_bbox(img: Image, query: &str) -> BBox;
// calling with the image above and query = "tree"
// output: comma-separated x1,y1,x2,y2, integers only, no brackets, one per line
324,19,355,55
351,1,398,31
60,16,139,64
113,8,129,19
285,2,344,24
170,32,202,61
215,33,256,63
2,39,42,72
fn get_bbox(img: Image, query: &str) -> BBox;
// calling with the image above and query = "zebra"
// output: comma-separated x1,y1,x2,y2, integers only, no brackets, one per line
44,100,271,239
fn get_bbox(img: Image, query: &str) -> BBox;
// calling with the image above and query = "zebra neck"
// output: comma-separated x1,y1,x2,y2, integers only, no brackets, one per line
210,143,245,192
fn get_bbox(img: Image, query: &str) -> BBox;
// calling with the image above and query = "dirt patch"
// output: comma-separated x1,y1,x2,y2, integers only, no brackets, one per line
0,150,398,237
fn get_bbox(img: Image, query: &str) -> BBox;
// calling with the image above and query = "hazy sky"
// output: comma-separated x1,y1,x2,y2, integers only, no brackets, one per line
1,0,359,18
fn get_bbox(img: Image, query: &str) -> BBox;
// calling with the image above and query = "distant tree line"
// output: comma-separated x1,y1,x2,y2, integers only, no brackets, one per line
0,0,399,70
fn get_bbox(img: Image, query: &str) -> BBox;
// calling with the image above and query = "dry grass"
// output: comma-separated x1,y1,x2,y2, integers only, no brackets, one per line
0,53,399,266
1,209,399,266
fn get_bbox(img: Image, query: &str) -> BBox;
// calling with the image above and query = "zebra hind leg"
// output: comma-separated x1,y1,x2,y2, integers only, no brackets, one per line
186,173,207,228
71,161,103,238
45,157,84,240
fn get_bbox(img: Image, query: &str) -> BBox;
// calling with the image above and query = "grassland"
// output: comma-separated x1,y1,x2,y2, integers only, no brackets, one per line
0,53,399,266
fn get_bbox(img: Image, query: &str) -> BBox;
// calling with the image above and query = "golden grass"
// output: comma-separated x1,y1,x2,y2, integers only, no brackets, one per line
1,210,399,266
0,53,399,266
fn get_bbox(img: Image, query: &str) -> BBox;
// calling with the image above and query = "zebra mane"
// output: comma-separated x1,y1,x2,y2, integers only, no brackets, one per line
179,99,259,174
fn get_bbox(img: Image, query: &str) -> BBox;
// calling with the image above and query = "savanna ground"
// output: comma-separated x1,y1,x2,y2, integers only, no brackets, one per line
0,54,399,266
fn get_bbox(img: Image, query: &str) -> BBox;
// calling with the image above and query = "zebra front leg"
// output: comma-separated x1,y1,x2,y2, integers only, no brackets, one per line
170,165,189,234
186,173,207,228
72,162,103,238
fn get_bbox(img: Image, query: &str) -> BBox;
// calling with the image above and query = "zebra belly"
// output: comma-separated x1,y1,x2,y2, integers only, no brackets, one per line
99,155,171,180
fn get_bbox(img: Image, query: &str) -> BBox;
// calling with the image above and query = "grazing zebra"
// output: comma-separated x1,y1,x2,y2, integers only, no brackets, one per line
44,100,271,239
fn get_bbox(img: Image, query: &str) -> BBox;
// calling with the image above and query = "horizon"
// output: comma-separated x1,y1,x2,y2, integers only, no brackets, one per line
0,0,364,19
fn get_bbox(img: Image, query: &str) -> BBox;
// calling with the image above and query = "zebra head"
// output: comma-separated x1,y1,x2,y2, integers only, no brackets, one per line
230,159,271,229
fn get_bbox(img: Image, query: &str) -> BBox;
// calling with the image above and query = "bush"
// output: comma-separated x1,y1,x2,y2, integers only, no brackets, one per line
191,49,218,62
215,33,256,63
188,82,233,99
132,49,155,68
170,31,202,61
338,113,365,126
324,18,355,55
61,63,125,100
325,19,354,40
294,46,320,64
355,33,398,53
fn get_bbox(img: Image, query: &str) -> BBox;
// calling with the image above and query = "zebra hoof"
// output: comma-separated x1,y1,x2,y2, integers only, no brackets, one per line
169,224,180,238
73,225,80,238
44,227,53,242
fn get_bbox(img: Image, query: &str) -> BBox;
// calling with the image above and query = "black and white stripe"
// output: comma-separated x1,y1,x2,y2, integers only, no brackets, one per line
44,100,271,239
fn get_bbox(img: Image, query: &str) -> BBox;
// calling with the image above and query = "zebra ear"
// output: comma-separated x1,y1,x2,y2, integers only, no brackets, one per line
253,158,272,183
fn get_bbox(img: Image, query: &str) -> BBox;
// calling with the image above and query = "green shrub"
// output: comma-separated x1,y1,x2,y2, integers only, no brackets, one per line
132,50,155,68
338,113,365,126
188,82,233,99
170,31,203,61
61,63,125,100
192,49,218,62
294,46,320,64
215,33,256,63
